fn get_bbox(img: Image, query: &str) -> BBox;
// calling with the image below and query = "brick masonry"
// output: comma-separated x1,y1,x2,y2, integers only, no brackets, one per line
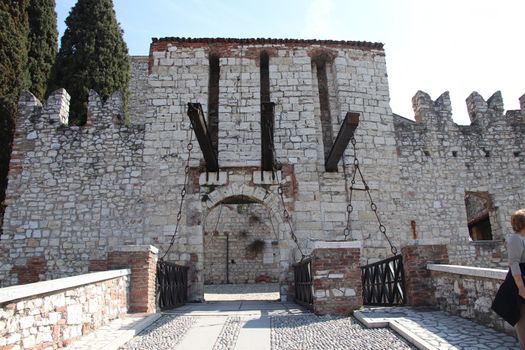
106,245,158,313
310,241,362,315
0,37,523,302
401,241,449,306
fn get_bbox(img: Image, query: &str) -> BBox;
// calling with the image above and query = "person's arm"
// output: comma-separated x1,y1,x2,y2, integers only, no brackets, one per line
508,234,525,299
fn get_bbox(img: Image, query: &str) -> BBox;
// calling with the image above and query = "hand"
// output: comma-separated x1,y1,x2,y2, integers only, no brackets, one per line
519,287,525,300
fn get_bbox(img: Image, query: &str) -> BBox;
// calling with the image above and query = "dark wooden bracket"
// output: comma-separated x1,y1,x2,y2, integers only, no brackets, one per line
325,112,360,172
187,103,219,172
261,102,275,171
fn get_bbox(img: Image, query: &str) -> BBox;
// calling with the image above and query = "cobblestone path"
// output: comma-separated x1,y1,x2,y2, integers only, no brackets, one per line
123,313,416,350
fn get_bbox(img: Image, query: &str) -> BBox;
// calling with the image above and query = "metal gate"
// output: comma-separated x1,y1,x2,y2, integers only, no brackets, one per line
157,260,189,310
293,258,313,310
361,254,405,306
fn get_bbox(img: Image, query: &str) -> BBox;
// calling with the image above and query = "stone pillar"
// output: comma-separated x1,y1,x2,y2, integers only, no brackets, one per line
311,240,362,315
401,240,448,307
107,245,158,313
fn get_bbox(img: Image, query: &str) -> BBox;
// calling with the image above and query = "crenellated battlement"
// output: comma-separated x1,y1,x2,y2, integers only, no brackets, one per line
412,91,454,125
408,90,524,132
16,88,127,134
86,90,125,127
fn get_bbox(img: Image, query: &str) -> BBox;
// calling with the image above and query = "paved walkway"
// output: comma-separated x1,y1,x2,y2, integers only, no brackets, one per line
355,306,520,350
65,284,521,349
122,301,416,350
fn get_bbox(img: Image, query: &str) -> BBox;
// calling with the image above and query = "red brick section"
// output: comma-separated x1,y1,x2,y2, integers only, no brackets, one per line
107,246,158,313
88,259,108,272
401,243,449,306
11,255,47,284
311,247,362,315
147,37,385,74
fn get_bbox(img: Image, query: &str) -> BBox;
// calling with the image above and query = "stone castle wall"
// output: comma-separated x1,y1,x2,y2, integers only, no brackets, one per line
1,37,524,299
394,91,525,268
203,202,280,284
0,89,146,286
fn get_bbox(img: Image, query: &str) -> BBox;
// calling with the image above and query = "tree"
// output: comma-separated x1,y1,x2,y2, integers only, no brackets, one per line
50,0,130,125
0,0,30,223
27,0,58,101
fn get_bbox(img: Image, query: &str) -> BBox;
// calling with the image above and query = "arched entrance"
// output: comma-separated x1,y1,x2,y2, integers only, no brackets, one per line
201,184,290,300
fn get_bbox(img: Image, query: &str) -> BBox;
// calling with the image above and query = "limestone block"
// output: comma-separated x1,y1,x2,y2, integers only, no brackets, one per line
66,304,82,325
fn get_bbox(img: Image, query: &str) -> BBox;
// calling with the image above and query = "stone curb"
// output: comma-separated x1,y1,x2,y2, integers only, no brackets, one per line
66,313,161,350
354,310,436,350
112,313,162,349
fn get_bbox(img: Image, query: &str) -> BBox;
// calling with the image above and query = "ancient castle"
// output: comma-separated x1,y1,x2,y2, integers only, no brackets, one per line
1,37,524,300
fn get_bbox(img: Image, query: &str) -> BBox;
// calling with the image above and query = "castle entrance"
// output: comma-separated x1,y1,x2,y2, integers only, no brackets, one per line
203,195,281,301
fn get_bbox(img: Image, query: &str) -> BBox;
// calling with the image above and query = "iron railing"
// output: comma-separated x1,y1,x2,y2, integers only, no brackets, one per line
157,260,189,310
294,258,313,310
361,254,405,306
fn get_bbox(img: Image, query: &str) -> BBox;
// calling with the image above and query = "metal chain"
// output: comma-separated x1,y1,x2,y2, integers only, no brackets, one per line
344,136,398,256
277,177,306,261
160,123,194,261
204,203,223,251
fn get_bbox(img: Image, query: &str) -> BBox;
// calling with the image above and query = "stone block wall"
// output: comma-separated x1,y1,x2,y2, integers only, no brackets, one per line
427,264,513,335
1,36,523,301
141,38,402,300
204,202,280,284
310,241,362,315
394,91,525,268
0,89,145,287
0,270,129,349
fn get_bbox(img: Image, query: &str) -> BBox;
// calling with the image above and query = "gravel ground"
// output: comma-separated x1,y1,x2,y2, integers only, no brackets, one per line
122,315,195,350
271,315,417,350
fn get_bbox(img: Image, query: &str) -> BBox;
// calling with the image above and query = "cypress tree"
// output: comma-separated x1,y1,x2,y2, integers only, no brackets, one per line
51,0,130,125
0,0,30,222
27,0,58,101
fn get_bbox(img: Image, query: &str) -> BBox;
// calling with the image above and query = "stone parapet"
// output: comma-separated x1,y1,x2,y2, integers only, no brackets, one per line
427,263,506,280
310,240,362,315
0,269,129,304
428,264,512,334
0,270,129,349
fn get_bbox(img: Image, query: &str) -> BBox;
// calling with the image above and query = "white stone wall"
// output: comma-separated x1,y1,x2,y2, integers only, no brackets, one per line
0,270,129,349
428,264,513,334
1,38,523,301
203,203,280,284
0,89,145,286
394,91,525,267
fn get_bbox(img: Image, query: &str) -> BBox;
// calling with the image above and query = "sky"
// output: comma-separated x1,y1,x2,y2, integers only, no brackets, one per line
55,0,525,125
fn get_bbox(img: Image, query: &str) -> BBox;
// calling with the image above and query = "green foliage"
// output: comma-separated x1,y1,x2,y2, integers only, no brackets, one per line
27,0,58,100
0,0,30,214
50,0,130,125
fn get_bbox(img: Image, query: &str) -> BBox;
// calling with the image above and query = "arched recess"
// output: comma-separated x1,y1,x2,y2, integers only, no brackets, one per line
201,183,292,298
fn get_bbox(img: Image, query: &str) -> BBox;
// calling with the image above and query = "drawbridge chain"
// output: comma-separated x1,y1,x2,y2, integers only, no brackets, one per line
267,115,307,262
344,136,397,256
277,180,307,261
160,122,194,261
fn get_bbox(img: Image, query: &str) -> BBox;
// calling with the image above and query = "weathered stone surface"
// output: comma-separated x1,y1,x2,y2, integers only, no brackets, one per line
0,273,128,349
0,37,523,304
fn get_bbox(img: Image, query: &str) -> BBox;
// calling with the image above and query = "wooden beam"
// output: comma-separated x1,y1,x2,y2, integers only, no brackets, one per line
261,102,275,171
187,103,219,172
325,112,360,172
